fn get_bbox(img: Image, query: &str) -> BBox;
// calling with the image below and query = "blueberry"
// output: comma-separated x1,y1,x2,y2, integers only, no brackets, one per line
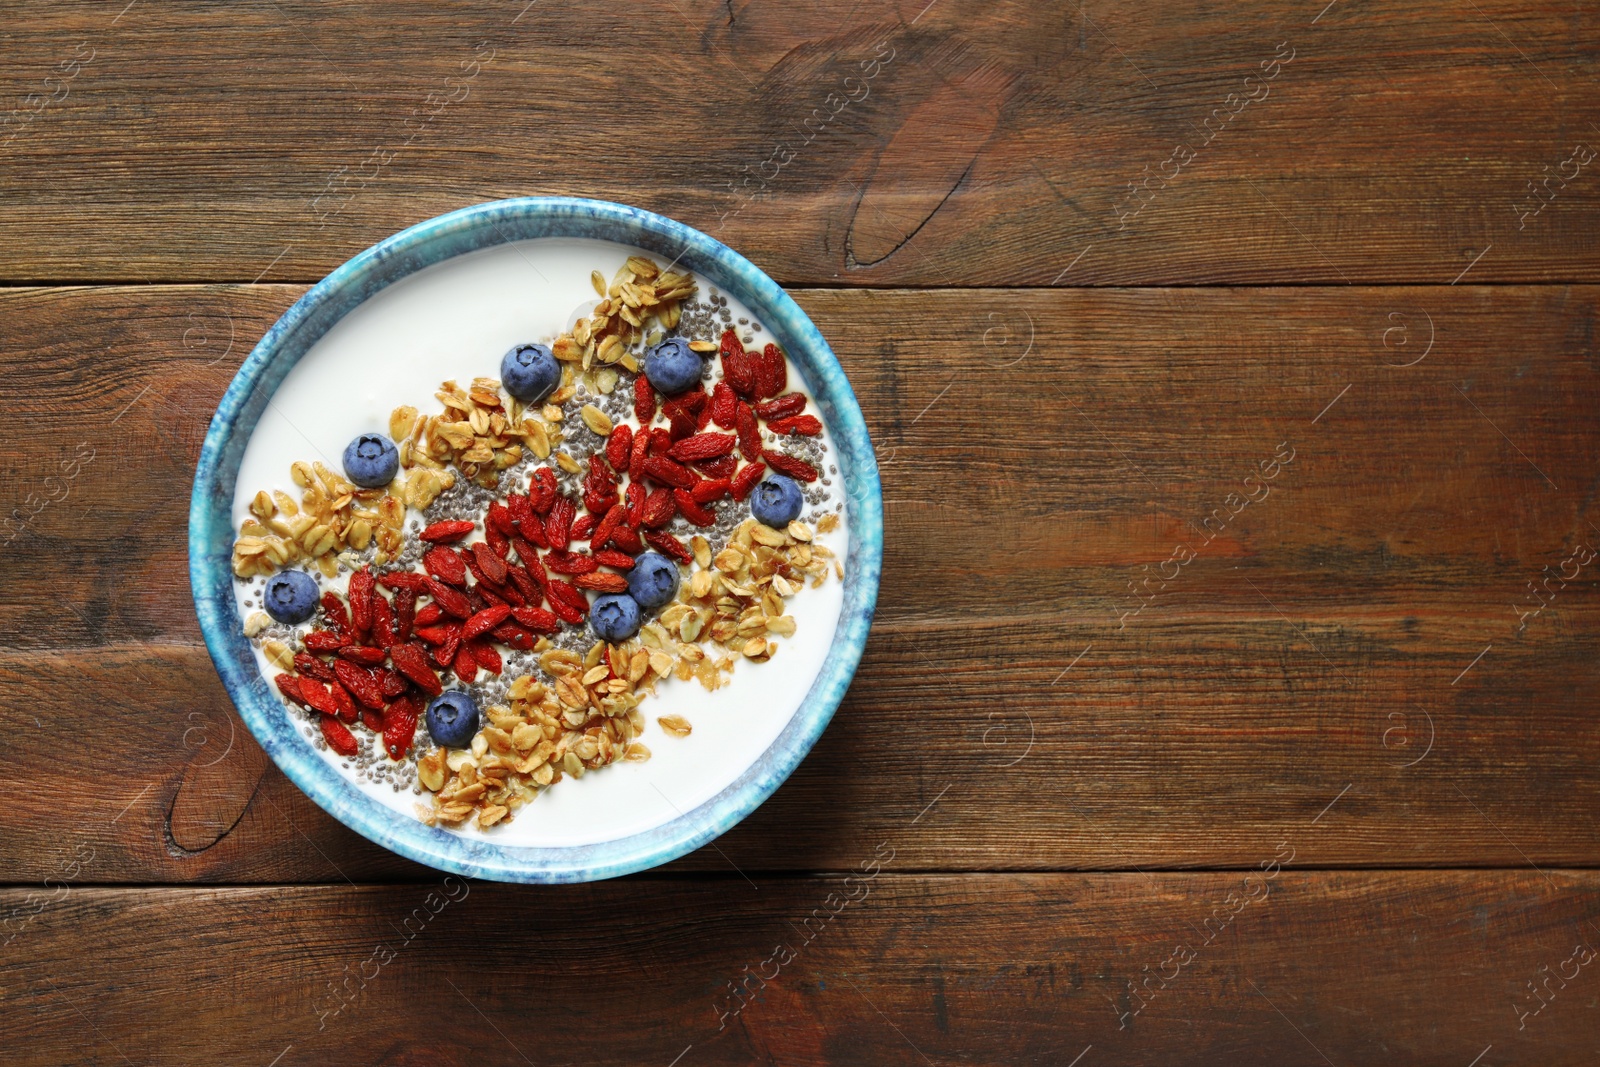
750,474,803,528
643,337,701,395
426,691,480,749
627,551,680,610
501,342,561,403
341,433,399,488
590,593,642,642
262,570,319,625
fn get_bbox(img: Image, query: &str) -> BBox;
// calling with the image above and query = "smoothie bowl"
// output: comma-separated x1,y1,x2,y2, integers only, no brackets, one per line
190,198,882,882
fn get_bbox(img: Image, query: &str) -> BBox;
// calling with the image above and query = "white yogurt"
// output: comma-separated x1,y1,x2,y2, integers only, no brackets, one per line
231,238,848,847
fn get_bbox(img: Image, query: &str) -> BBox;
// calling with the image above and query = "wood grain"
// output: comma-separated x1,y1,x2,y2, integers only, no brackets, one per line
4,872,1598,1065
4,284,1600,880
2,1,1599,285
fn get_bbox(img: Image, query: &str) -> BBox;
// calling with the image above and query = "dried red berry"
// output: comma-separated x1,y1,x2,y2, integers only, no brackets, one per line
376,668,407,698
390,642,443,696
764,450,819,482
392,588,416,642
768,414,823,436
303,630,347,653
644,529,693,564
297,677,340,717
461,605,511,641
711,382,738,428
470,640,502,675
330,681,359,723
736,403,762,461
546,497,575,551
511,606,560,634
425,579,472,619
545,550,598,575
383,695,420,759
548,579,590,615
471,542,507,585
370,593,396,648
730,460,767,501
634,374,657,423
335,645,386,666
691,478,731,504
412,602,443,628
491,622,537,650
590,503,626,551
625,482,647,526
642,455,695,489
348,569,375,634
673,488,716,526
695,453,739,479
320,593,350,635
610,525,645,554
380,571,430,592
668,432,736,463
361,708,385,733
320,714,359,756
754,393,806,420
667,406,697,441
335,660,386,710
293,652,336,684
759,343,787,397
641,487,676,528
453,643,478,684
606,424,633,471
571,512,597,540
594,548,636,570
574,572,630,593
419,520,475,543
721,329,757,398
274,673,309,707
486,523,510,561
529,468,558,514
424,547,468,586
629,428,650,480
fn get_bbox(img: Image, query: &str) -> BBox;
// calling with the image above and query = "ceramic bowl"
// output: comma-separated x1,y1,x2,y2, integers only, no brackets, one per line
189,197,882,882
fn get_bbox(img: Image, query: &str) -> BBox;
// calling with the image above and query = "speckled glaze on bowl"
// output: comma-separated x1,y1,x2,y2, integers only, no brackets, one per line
189,198,882,883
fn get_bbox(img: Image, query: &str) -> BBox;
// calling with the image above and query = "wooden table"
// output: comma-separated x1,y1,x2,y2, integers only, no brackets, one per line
5,1,1599,1062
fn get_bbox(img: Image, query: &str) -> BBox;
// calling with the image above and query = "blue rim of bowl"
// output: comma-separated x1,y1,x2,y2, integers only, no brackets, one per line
188,197,883,883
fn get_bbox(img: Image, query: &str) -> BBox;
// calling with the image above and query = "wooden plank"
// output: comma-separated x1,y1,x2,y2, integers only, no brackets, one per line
1,1,1599,285
3,284,1600,880
3,873,1597,1064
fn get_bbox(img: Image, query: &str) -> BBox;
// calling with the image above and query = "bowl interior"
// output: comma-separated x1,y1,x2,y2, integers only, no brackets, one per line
189,197,883,882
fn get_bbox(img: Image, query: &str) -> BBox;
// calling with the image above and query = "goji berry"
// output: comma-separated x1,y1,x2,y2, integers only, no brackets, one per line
695,453,739,479
335,659,386,710
511,606,560,634
491,621,537,650
379,571,430,592
642,455,695,489
393,587,416,642
370,593,396,648
335,645,387,666
641,487,676,528
629,427,650,480
759,343,787,397
424,546,467,586
361,708,385,734
508,491,534,532
610,524,644,554
390,642,442,695
296,677,339,716
736,403,762,461
435,624,462,667
721,329,757,398
486,523,510,561
711,381,738,428
590,503,625,551
730,460,766,501
529,468,558,514
329,681,358,723
303,630,347,652
419,519,475,543
548,579,590,614
691,477,731,504
625,482,646,526
668,432,736,463
294,652,336,683
486,501,514,535
768,414,823,436
571,512,597,540
546,497,574,550
754,392,806,420
319,714,359,757
383,695,420,759
574,571,630,593
412,602,443,628
471,542,507,585
649,427,673,454
348,568,375,634
453,643,478,684
469,640,502,676
376,668,408,698
644,529,693,564
274,673,309,707
583,454,618,514
506,564,541,604
594,548,636,570
606,424,633,471
673,488,717,527
523,554,550,593
764,450,819,482
461,604,511,641
667,406,697,441
549,596,585,625
425,578,472,619
320,593,350,635
415,624,453,645
634,374,656,423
